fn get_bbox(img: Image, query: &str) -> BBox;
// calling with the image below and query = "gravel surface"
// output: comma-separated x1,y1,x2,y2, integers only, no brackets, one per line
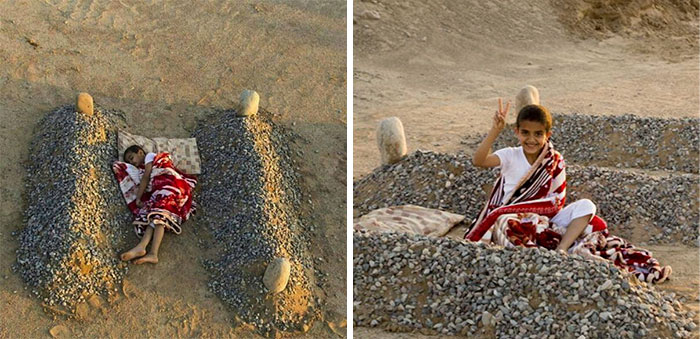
15,104,131,312
194,109,316,335
462,113,699,174
354,231,698,338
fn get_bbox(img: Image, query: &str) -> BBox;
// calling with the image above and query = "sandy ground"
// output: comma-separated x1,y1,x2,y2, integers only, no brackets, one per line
0,1,346,337
353,0,699,336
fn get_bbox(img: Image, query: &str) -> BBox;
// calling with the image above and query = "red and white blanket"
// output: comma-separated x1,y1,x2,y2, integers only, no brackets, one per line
465,141,567,241
112,152,197,237
492,213,672,284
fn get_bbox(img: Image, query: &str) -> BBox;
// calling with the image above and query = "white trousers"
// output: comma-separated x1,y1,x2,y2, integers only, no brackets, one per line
550,199,596,229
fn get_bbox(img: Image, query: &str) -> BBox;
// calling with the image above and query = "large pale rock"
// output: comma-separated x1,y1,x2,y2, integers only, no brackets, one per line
237,89,259,117
263,257,291,294
515,85,540,114
377,117,407,165
76,92,94,116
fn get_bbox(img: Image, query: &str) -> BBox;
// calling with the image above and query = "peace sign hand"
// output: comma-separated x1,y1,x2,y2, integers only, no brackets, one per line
492,98,510,132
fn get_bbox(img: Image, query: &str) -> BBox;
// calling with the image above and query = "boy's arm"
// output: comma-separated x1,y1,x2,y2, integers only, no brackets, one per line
473,98,510,168
135,163,153,205
472,128,502,168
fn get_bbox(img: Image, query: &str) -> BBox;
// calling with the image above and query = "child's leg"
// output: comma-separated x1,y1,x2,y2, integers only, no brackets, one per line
556,214,592,251
135,222,165,264
120,226,154,261
550,199,596,252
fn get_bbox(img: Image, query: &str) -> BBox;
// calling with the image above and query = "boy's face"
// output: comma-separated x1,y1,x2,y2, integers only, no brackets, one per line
514,120,552,156
126,149,145,167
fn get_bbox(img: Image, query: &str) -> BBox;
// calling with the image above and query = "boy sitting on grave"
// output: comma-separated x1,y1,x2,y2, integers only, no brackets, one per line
467,100,604,249
465,99,671,283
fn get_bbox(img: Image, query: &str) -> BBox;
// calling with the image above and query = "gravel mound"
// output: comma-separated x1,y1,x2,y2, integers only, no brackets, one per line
354,231,698,338
463,114,700,174
194,109,315,335
15,105,131,311
354,150,699,246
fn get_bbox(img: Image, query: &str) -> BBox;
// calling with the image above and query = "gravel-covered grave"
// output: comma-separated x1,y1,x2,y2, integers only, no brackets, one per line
16,103,131,313
194,108,316,335
354,231,698,338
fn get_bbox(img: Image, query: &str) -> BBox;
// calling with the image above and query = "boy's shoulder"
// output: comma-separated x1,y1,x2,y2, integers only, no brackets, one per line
494,146,522,158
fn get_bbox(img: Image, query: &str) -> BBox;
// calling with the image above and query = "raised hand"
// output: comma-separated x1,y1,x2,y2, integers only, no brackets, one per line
492,98,510,132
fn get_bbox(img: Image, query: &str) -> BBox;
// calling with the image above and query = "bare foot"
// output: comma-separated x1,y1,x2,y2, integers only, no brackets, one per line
120,247,146,261
656,266,672,284
134,254,158,265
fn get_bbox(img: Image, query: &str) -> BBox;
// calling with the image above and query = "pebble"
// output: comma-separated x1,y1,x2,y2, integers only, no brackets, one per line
598,280,613,292
49,324,70,338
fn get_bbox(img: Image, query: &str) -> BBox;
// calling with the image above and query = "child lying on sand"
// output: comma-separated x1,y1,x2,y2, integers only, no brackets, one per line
114,145,197,264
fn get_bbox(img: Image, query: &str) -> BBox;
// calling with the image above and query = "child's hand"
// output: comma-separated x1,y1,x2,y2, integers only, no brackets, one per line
492,98,510,132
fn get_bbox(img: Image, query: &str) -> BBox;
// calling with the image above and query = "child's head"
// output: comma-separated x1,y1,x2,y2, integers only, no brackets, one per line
124,145,145,166
515,104,553,156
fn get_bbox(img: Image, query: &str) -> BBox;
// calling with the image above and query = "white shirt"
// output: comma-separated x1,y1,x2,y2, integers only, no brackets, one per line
493,147,532,204
145,152,156,165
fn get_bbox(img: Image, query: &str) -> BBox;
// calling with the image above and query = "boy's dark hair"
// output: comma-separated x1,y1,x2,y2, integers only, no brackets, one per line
123,145,144,161
516,104,552,131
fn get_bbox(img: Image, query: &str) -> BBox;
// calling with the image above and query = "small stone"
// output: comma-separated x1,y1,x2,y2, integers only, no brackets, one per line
597,280,613,292
49,325,70,338
237,89,259,117
481,311,494,326
76,92,93,115
74,302,89,320
263,257,291,294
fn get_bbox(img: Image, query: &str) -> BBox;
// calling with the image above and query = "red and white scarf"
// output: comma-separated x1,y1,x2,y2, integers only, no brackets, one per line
113,152,197,237
465,141,566,241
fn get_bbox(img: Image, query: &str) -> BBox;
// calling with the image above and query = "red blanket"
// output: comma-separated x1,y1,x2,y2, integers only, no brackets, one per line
465,141,567,241
492,213,671,284
112,152,197,237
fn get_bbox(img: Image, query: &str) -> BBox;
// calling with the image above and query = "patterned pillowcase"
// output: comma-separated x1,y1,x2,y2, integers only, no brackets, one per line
117,130,201,174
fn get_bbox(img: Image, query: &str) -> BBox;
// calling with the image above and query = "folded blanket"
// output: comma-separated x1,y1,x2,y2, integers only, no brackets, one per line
354,205,465,237
465,141,567,241
492,213,671,284
112,152,197,237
